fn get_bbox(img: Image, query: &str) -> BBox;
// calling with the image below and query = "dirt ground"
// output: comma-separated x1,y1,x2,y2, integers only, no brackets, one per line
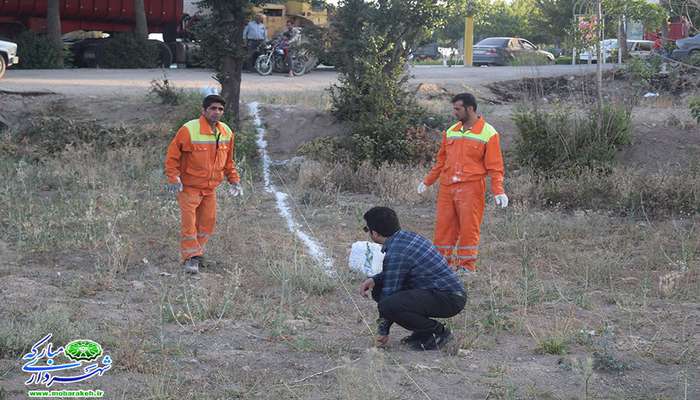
0,74,698,400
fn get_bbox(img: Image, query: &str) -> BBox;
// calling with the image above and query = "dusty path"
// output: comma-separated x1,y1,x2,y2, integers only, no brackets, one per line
0,64,613,97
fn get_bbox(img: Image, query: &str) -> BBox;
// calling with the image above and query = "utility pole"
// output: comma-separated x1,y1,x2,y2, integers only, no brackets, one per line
464,1,474,67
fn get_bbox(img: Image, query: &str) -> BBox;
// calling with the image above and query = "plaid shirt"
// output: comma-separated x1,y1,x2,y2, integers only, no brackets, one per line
372,230,464,300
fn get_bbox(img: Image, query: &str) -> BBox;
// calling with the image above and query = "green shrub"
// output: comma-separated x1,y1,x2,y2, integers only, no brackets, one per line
536,337,569,355
297,136,351,163
149,77,185,105
14,30,64,69
509,52,552,66
688,52,700,67
99,33,159,68
513,103,631,174
690,97,700,124
514,166,700,216
625,55,662,84
328,0,445,166
555,55,573,65
228,117,259,166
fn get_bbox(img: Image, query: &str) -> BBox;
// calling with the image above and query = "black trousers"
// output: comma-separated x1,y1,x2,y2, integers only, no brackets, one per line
245,39,263,70
373,286,466,336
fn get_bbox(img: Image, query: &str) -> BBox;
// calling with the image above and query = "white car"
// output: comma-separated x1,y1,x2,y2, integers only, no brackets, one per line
0,39,19,79
579,39,654,62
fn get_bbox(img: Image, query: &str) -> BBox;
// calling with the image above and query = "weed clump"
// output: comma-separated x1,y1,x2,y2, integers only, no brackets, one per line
150,77,186,105
513,103,631,173
15,118,140,159
690,96,700,124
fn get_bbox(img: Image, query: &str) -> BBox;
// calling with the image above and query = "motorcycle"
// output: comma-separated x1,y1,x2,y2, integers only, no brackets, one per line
254,38,307,76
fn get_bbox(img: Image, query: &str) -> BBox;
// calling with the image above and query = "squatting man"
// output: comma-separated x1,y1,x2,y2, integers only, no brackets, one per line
359,207,466,350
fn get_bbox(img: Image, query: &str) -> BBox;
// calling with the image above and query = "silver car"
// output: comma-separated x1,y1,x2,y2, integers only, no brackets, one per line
672,34,700,61
0,39,19,79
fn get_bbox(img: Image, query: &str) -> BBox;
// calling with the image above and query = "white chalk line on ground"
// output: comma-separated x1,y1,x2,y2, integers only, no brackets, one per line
248,102,335,276
249,102,433,400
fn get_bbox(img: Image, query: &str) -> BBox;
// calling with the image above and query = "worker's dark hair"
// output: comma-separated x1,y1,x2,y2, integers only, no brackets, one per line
452,92,477,112
203,94,226,109
363,207,401,237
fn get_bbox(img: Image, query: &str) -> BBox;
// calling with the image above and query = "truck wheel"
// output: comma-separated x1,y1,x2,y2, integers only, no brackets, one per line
255,54,273,75
0,56,6,80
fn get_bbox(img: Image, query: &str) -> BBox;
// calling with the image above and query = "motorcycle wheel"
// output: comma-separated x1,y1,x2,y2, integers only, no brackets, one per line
291,55,307,76
255,54,273,76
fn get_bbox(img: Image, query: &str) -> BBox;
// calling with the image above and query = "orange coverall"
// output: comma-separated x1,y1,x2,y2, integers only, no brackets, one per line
164,116,240,261
423,117,504,271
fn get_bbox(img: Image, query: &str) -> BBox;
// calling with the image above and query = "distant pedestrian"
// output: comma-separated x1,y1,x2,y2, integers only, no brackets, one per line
243,14,267,71
281,19,302,77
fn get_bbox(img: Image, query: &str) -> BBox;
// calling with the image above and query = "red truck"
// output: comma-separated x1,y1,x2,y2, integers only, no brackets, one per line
0,0,197,66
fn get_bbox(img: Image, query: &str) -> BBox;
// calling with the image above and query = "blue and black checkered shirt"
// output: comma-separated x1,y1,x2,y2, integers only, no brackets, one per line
372,230,465,300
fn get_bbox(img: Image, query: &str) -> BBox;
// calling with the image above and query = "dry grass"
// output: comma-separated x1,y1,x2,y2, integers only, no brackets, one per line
242,90,332,110
294,159,432,206
0,92,698,399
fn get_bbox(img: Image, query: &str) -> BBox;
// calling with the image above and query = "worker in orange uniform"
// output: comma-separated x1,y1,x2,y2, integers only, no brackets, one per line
418,93,508,272
164,94,242,274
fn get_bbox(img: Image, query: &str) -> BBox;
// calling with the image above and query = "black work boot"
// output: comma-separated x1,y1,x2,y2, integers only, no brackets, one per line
400,332,426,346
195,255,218,268
183,257,200,274
411,325,452,351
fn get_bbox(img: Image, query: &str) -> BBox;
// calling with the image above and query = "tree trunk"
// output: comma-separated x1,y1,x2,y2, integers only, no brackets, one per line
219,55,243,125
660,0,669,48
47,0,63,67
618,16,629,62
134,0,149,40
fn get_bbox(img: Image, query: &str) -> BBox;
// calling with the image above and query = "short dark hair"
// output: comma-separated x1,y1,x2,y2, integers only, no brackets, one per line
451,92,477,112
203,94,226,109
363,207,401,237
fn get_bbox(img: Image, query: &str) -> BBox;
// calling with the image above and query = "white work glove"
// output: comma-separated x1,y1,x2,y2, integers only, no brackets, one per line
494,193,509,208
228,183,242,197
166,177,183,193
417,182,427,194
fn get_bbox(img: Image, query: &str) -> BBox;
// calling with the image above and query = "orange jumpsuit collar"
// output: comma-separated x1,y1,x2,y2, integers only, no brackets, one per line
454,116,485,134
198,115,225,135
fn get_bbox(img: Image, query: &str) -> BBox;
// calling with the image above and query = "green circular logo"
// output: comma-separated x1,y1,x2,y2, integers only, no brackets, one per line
64,340,103,362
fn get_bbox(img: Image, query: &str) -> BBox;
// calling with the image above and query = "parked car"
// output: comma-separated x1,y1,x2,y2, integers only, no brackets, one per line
472,37,554,66
0,39,19,79
579,39,654,62
671,34,700,61
412,42,440,60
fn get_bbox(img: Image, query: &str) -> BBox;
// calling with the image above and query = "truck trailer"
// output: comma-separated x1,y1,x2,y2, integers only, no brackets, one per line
0,1,328,68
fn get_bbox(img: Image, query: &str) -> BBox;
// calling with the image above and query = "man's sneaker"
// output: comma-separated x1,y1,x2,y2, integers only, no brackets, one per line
410,327,452,351
183,257,200,274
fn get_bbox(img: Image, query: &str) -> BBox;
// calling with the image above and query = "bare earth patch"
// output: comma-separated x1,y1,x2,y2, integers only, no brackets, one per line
0,84,698,400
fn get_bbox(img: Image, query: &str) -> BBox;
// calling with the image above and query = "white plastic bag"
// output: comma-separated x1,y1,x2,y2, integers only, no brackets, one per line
200,86,220,96
348,241,384,277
